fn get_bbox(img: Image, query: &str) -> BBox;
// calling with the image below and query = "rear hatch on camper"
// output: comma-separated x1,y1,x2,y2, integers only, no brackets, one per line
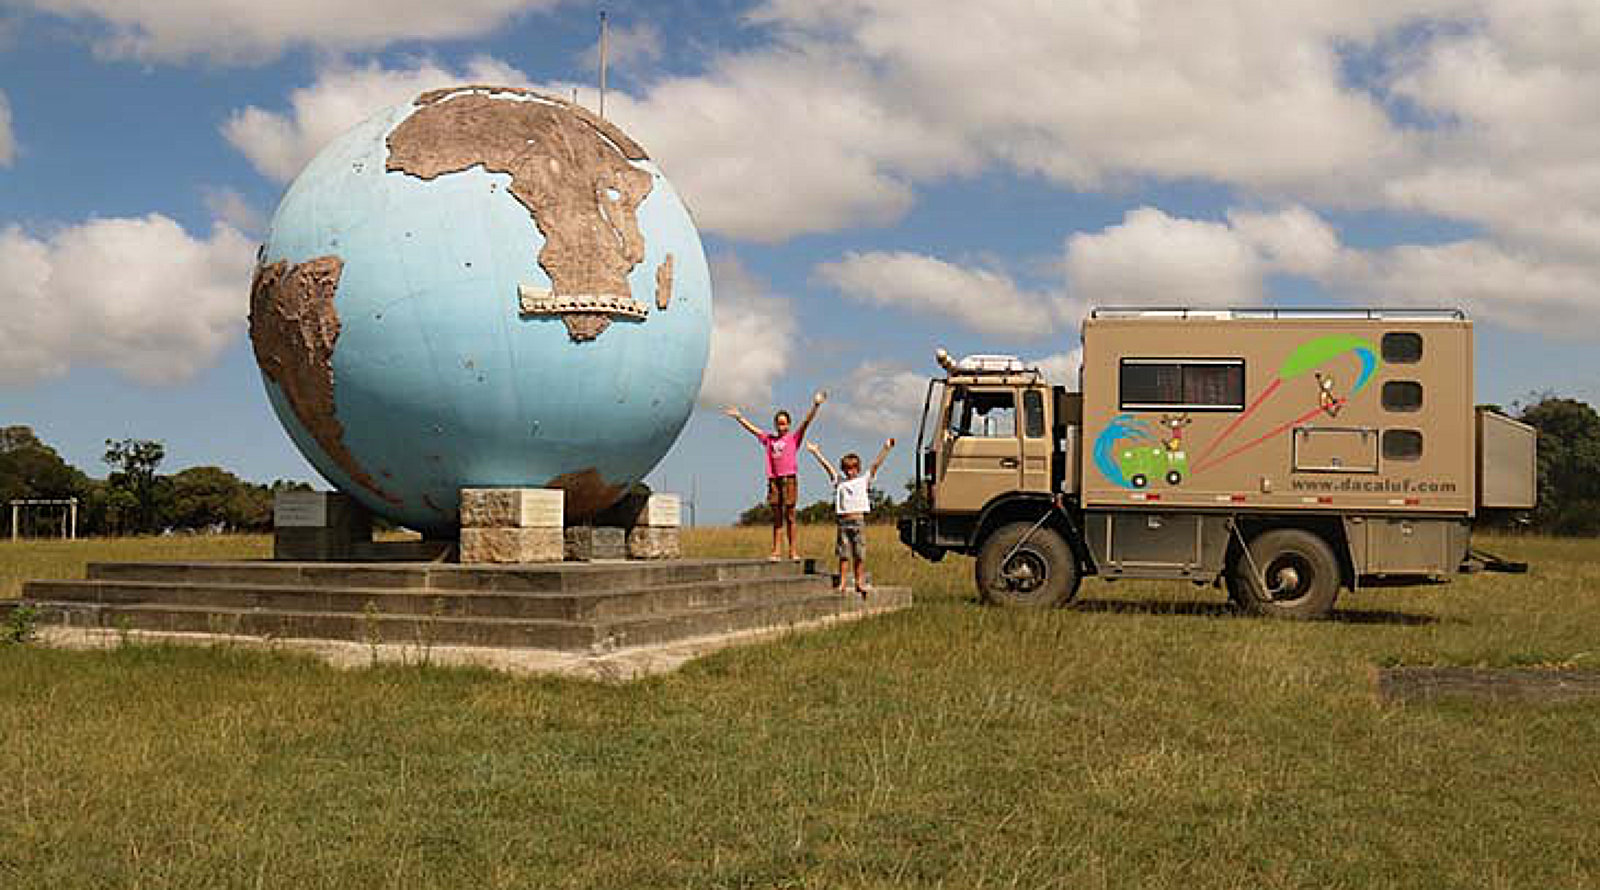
1476,409,1537,511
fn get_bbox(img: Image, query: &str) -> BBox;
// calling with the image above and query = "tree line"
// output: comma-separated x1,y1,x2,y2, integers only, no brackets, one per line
739,396,1600,535
0,426,306,538
737,481,926,527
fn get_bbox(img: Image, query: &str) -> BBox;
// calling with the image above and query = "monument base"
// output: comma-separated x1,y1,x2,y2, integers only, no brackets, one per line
10,558,913,677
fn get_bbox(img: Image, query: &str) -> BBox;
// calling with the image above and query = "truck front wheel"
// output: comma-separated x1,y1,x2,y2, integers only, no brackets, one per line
975,523,1080,608
1228,528,1340,620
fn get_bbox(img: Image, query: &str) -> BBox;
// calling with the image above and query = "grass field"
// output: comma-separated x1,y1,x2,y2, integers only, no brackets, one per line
1,527,1597,888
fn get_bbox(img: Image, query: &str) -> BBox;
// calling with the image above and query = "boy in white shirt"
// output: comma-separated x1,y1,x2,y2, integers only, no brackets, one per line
806,438,894,596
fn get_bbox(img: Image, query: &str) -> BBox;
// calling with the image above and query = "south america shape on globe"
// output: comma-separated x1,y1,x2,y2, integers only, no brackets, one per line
248,85,712,534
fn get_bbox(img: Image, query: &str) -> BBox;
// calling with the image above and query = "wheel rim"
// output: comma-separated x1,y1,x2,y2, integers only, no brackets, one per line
999,548,1049,595
1262,553,1315,604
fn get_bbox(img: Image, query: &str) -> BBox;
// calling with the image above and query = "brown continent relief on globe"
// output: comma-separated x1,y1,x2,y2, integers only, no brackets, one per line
248,256,402,507
385,85,670,342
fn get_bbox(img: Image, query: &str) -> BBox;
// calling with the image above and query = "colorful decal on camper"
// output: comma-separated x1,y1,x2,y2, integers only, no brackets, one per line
1190,335,1380,473
1092,414,1156,488
1091,335,1382,489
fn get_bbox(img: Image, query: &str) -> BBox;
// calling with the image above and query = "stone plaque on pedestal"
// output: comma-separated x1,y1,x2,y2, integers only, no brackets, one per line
273,492,372,560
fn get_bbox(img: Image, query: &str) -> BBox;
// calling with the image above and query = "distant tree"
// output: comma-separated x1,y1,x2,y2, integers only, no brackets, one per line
164,466,274,532
737,502,775,527
795,499,833,525
1518,397,1600,534
0,425,91,537
899,477,928,518
103,438,166,534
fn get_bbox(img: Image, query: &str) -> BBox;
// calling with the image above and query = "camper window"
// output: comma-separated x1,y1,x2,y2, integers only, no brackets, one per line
1119,359,1244,411
1382,429,1424,461
1382,333,1423,363
1382,381,1424,412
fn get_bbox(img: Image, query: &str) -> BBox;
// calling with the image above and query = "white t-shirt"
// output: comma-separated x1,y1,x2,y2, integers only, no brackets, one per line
835,475,872,515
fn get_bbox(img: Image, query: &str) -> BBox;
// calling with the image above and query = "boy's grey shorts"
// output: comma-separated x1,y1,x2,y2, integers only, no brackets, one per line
835,518,866,562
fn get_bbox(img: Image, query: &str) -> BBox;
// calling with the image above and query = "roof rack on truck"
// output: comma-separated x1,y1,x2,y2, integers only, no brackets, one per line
1088,307,1466,321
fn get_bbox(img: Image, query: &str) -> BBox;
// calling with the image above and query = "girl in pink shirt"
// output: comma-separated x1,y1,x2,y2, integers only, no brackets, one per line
724,391,826,560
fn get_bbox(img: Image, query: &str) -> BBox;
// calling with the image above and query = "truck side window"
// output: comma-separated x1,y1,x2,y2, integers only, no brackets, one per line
946,387,967,436
1120,359,1244,411
1023,390,1045,438
953,390,1016,438
1382,429,1423,461
1382,333,1423,363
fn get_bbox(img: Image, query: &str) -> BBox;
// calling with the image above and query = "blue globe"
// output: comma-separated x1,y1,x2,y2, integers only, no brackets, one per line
249,86,711,533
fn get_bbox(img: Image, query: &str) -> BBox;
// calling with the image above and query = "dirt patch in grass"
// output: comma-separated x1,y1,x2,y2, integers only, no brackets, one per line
1379,666,1600,702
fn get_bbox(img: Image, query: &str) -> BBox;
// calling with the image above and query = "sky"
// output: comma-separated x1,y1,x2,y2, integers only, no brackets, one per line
1,0,1599,524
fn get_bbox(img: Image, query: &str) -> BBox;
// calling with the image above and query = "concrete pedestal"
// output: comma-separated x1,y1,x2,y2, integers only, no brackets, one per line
459,487,564,564
565,526,628,561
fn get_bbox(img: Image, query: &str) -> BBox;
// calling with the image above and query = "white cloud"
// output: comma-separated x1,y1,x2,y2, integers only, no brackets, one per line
698,255,795,409
597,48,963,242
1344,240,1600,333
815,250,1059,339
14,0,564,63
0,215,254,385
202,187,267,236
1063,208,1268,315
585,0,1441,241
580,20,663,77
0,89,14,167
828,361,929,439
223,56,529,183
1059,203,1600,339
1031,348,1084,389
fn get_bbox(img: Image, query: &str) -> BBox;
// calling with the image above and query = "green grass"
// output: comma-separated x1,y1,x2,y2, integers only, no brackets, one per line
1,528,1597,888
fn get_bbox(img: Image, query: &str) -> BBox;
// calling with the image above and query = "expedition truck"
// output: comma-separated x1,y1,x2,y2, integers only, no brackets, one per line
898,308,1537,619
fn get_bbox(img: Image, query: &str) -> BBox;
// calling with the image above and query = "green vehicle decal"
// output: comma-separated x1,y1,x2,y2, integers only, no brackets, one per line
1117,445,1189,489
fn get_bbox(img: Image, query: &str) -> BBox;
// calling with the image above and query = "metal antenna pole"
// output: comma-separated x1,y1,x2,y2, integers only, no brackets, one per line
598,10,608,119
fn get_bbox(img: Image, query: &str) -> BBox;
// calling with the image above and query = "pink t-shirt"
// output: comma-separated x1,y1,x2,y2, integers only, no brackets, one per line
759,431,801,478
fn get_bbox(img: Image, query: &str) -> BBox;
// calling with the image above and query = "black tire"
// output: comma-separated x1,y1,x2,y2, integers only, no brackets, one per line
1130,474,1148,489
1165,470,1182,485
975,522,1080,608
1228,528,1341,620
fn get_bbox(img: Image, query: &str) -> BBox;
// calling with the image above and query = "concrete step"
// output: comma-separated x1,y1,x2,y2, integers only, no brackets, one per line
22,574,835,623
23,585,912,653
81,557,812,593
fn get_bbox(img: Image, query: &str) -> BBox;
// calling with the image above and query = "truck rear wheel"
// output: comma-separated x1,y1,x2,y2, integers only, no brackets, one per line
1228,528,1340,620
975,522,1079,608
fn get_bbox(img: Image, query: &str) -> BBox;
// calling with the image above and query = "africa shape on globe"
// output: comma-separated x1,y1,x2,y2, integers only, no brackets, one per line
248,86,712,534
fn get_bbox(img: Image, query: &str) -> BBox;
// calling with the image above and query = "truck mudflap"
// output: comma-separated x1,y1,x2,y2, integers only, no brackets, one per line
898,514,946,562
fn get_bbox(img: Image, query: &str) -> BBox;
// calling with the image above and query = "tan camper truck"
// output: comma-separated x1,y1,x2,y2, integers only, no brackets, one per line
898,308,1537,619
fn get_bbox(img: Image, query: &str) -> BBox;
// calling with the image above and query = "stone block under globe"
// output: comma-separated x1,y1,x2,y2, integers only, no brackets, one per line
248,86,711,534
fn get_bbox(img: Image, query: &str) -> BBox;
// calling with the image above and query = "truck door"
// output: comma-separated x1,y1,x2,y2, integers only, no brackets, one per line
939,386,1024,512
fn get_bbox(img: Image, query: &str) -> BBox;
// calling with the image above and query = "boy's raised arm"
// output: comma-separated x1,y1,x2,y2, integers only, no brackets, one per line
868,437,896,480
721,406,765,439
805,441,839,484
795,390,827,440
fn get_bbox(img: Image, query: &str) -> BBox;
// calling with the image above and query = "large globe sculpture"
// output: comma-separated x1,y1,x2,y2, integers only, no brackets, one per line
249,86,711,534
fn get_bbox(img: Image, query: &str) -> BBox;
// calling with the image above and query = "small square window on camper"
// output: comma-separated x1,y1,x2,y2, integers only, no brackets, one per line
1120,360,1245,411
1382,332,1423,363
1382,380,1424,412
1382,429,1423,461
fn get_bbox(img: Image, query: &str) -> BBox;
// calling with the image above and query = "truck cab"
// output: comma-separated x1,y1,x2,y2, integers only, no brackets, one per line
899,309,1537,619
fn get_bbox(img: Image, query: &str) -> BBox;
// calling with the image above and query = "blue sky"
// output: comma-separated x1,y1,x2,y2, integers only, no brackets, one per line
2,0,1599,524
